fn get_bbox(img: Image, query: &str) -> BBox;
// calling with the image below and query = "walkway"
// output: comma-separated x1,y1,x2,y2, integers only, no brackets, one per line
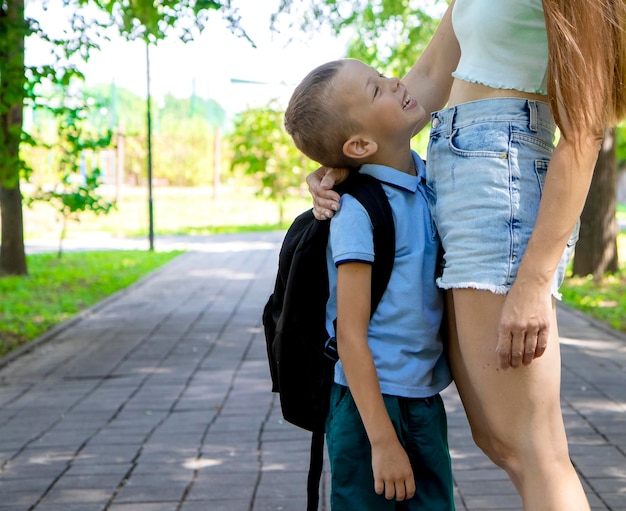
0,231,624,510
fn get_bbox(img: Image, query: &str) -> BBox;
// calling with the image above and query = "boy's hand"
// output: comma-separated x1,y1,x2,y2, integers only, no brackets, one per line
371,440,416,501
306,166,349,220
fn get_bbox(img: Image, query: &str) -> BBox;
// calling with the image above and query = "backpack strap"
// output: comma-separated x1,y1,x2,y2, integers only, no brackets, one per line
307,173,395,511
344,174,395,314
326,173,396,350
307,430,325,511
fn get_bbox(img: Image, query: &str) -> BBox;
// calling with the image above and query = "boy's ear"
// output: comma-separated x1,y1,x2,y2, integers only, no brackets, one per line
343,136,378,160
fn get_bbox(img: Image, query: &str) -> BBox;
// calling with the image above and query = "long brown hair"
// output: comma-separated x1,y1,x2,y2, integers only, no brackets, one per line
543,0,626,139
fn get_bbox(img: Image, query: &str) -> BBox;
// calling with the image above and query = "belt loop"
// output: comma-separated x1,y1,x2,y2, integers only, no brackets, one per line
446,107,454,137
528,100,538,132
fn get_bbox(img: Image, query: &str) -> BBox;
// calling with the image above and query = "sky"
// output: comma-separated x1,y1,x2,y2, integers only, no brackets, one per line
25,0,350,117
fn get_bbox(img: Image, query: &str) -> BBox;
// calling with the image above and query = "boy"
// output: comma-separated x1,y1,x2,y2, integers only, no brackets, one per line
283,59,454,510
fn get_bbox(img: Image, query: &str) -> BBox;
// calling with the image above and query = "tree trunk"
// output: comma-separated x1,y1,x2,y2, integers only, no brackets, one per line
0,183,27,275
0,0,27,276
572,127,618,279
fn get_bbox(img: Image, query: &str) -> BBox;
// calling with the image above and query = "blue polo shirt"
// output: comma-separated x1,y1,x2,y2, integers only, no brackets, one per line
326,152,451,398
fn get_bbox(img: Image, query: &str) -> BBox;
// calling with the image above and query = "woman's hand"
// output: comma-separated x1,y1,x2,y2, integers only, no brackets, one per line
306,166,349,220
495,130,599,370
495,279,553,369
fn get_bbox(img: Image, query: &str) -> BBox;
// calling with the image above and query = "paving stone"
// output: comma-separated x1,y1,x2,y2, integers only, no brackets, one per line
113,483,187,504
108,504,178,511
185,471,258,501
180,501,250,511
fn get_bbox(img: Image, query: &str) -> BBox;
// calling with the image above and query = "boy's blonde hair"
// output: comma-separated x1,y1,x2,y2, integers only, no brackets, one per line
284,60,362,168
543,0,626,139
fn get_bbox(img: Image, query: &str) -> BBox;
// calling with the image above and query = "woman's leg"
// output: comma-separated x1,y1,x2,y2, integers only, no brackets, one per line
446,289,589,511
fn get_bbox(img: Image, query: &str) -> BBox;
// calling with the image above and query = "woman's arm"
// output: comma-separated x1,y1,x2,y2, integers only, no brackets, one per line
336,262,415,501
496,132,602,369
401,0,459,132
307,1,460,220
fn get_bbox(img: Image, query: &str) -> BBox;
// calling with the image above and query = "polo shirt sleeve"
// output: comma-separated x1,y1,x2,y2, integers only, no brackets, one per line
329,194,374,267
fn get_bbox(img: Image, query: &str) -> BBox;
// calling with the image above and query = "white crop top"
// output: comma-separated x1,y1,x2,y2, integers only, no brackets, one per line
451,0,549,94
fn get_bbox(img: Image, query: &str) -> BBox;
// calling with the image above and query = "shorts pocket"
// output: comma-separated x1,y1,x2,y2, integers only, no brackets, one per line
327,384,351,418
449,125,509,159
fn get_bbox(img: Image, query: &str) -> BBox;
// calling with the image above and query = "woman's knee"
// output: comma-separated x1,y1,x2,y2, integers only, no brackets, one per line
470,424,520,472
470,415,571,477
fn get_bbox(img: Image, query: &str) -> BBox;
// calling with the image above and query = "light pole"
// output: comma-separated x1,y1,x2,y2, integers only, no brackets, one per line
146,41,155,251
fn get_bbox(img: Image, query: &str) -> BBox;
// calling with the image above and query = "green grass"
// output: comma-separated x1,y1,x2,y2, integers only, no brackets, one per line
560,230,626,333
561,271,626,332
0,250,182,357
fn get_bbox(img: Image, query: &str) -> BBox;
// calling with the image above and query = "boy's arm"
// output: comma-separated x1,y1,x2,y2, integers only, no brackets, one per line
336,262,415,502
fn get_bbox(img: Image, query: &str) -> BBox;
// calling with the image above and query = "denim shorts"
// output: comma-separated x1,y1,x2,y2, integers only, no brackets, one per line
426,98,579,299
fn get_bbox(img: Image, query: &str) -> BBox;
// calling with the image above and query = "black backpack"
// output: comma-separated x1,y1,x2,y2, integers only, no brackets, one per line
262,172,395,511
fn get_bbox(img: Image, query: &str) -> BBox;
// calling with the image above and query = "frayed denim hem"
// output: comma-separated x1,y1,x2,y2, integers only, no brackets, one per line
436,279,508,295
436,278,564,301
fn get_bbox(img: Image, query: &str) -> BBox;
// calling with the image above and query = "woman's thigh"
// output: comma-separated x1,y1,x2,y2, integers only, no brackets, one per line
446,289,570,465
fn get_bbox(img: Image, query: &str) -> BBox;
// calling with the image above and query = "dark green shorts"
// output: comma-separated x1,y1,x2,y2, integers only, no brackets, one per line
325,384,455,510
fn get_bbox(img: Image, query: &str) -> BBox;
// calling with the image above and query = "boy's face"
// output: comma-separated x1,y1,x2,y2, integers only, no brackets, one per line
335,59,426,143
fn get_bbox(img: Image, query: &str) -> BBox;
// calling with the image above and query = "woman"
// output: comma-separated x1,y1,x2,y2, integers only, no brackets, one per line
306,1,626,509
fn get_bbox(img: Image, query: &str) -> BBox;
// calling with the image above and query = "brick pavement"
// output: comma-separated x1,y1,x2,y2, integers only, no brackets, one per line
0,231,624,510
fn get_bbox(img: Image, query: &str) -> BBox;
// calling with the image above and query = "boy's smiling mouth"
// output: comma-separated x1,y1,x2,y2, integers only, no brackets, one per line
403,93,416,110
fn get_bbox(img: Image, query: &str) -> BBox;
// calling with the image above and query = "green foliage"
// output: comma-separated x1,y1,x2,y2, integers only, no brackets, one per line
159,92,227,127
84,0,249,43
154,116,213,186
25,94,115,258
0,250,182,357
32,170,113,218
152,93,226,186
27,169,115,258
230,101,316,224
274,0,447,77
344,4,442,77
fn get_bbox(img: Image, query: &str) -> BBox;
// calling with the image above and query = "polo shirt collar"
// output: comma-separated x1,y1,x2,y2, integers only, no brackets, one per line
358,150,425,193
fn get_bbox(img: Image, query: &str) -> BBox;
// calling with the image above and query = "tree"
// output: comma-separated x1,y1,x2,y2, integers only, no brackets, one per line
0,0,248,276
230,101,315,225
572,128,619,278
0,0,28,275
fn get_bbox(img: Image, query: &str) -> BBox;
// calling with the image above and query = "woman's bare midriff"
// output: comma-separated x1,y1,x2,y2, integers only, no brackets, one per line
448,79,548,107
